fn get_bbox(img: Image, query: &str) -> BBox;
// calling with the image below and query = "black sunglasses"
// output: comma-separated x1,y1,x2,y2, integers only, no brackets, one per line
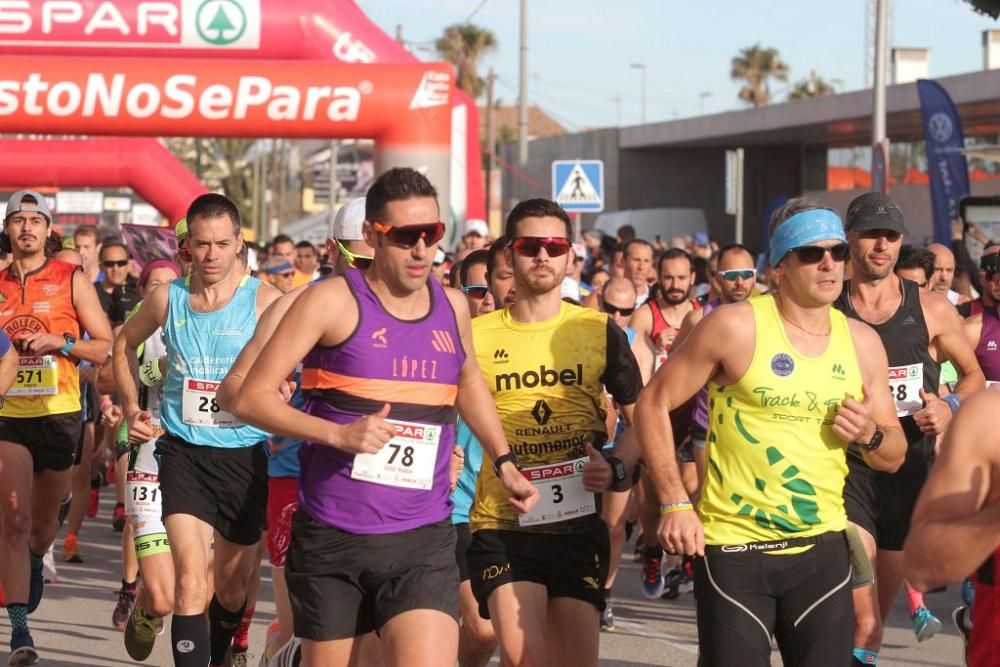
101,259,129,268
603,303,636,317
511,237,572,258
461,285,489,298
372,221,445,249
787,243,850,265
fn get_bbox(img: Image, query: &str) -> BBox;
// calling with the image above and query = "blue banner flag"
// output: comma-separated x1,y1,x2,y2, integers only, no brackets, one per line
917,79,970,243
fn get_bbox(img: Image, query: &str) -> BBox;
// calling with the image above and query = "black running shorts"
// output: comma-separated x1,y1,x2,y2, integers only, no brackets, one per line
842,458,928,551
0,411,81,473
695,533,853,667
455,522,473,582
467,522,610,619
285,512,459,641
156,434,268,546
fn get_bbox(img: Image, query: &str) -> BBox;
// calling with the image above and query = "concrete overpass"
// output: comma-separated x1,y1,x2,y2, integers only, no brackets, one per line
501,68,1000,250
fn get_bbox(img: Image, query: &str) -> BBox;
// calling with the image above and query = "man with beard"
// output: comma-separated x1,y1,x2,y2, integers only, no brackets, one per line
467,199,642,667
0,191,113,666
835,193,983,664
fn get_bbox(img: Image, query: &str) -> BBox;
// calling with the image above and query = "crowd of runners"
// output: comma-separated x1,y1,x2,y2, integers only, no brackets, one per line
0,170,997,667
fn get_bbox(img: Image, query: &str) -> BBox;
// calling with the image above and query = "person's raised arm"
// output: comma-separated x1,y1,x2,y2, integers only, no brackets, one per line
229,279,394,454
842,320,906,472
447,289,538,514
904,389,1000,590
113,284,168,442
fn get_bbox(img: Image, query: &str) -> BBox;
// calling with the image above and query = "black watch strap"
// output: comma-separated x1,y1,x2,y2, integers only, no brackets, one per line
602,453,629,491
858,426,884,452
492,451,520,477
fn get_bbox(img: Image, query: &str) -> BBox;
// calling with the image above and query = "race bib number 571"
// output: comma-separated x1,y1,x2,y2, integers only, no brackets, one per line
10,356,58,396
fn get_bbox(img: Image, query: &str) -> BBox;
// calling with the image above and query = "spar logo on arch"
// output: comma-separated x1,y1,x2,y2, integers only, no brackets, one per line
0,0,261,49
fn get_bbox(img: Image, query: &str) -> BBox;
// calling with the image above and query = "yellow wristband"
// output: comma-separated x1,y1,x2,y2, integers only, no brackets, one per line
659,501,694,515
139,358,164,387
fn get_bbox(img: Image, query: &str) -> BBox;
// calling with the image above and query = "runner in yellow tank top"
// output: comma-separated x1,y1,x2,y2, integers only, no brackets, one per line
634,199,907,667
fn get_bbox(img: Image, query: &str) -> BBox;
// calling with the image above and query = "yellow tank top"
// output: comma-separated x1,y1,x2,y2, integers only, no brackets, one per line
700,294,861,545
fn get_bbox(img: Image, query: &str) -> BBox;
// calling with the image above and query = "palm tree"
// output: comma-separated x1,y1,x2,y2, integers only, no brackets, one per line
730,44,789,107
787,71,840,101
963,0,1000,18
435,23,498,99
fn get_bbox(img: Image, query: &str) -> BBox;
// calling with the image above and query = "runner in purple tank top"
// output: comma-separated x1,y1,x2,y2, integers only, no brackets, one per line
228,168,538,667
963,254,1000,385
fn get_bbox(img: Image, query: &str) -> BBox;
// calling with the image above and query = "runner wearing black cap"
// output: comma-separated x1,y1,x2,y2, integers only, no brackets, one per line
835,192,984,665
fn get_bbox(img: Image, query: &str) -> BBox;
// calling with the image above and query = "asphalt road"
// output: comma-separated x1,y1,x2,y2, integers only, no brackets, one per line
1,499,966,666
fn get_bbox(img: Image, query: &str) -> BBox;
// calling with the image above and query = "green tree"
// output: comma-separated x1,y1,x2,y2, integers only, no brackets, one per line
730,44,789,107
435,23,498,99
207,5,235,40
787,72,840,101
963,0,1000,18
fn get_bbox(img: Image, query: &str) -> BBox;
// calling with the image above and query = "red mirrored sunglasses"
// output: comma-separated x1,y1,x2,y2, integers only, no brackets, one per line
371,221,445,248
511,237,572,258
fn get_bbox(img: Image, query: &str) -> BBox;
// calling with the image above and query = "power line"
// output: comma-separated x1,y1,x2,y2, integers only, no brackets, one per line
464,0,490,23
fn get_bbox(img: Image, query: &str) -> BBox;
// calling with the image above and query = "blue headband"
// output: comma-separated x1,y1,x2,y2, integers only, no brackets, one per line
769,209,847,267
263,260,294,275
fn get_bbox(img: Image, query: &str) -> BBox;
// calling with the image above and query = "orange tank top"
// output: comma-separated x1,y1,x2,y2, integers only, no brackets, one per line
0,259,81,417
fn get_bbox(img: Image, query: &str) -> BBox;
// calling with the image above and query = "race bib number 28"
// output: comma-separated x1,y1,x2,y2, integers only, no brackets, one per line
181,378,240,428
888,363,923,417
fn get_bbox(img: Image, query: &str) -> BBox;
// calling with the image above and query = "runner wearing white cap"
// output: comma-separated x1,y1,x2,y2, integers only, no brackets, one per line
329,198,374,276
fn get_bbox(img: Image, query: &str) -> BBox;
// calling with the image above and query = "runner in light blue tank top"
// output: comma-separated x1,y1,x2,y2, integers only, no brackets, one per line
161,276,269,448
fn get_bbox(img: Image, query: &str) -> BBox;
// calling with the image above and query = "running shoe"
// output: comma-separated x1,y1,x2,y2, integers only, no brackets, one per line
911,605,942,642
26,558,43,614
961,576,975,607
640,546,665,599
57,492,72,527
42,544,58,585
112,503,126,532
952,605,971,666
113,586,137,630
231,650,251,667
661,566,682,600
61,533,84,563
678,558,695,595
600,602,615,631
266,638,301,667
86,484,100,518
123,603,161,662
8,629,38,667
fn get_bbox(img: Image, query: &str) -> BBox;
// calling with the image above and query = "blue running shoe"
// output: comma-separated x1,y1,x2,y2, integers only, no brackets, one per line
640,546,665,599
26,559,43,614
912,605,942,642
8,628,38,666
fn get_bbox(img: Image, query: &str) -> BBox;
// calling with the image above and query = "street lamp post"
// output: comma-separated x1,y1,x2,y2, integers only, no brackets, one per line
630,63,646,124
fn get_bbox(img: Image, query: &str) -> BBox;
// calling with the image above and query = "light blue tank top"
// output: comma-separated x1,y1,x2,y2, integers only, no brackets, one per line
161,276,269,448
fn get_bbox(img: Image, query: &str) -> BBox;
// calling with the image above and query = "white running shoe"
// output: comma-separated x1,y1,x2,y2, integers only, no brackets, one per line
41,544,58,584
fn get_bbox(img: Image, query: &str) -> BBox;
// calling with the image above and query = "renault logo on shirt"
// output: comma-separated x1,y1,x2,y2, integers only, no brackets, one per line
495,364,583,391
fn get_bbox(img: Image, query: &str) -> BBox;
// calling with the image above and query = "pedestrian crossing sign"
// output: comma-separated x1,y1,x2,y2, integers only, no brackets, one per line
552,160,604,212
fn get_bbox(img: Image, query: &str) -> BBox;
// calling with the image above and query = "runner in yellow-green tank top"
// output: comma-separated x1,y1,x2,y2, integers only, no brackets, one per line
634,200,907,667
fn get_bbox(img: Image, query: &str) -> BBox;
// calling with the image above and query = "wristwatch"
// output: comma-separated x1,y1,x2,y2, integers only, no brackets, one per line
60,333,76,356
492,450,521,477
857,426,884,452
601,452,629,491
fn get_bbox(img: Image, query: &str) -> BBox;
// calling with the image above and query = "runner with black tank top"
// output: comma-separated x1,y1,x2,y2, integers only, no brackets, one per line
903,388,1000,667
835,192,984,666
227,168,538,667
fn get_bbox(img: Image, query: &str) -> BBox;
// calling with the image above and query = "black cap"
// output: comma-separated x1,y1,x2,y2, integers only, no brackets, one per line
845,192,909,236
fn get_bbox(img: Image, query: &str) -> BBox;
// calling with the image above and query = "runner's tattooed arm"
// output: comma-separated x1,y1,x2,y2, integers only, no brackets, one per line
904,389,1000,590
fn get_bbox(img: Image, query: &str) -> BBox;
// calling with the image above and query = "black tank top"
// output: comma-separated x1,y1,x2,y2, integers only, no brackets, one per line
834,278,938,473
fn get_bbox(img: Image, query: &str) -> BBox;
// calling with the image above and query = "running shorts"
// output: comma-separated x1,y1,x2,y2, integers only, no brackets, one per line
126,438,169,558
0,411,81,473
467,522,610,620
695,532,853,667
842,458,928,551
156,434,268,546
455,522,473,582
285,512,459,640
690,423,708,450
266,476,299,568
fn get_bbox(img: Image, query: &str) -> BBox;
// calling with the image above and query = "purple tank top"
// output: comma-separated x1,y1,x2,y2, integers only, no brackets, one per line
976,307,1000,383
693,301,718,430
298,269,465,534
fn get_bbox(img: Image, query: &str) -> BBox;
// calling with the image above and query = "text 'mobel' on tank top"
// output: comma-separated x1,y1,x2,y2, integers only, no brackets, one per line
699,295,862,546
834,278,939,470
160,276,269,448
298,268,465,535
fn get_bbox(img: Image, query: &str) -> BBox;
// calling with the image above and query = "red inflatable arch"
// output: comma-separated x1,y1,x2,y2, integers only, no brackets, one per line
0,0,483,235
0,137,206,224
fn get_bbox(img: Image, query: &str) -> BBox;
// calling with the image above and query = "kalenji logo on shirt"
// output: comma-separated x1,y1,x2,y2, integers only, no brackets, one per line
0,0,261,49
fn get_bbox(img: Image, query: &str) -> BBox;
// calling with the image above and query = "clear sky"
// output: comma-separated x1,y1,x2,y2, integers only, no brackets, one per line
357,0,1000,131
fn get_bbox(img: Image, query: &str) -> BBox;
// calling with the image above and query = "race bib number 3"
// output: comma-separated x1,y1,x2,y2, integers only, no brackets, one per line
351,420,441,490
518,456,596,527
125,472,160,517
888,363,923,417
10,356,58,396
181,378,240,428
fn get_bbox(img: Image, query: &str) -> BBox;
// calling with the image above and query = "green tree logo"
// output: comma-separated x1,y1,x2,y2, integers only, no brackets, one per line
195,0,247,46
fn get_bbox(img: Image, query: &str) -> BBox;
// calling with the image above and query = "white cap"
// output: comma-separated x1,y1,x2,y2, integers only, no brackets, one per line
434,247,447,265
560,277,581,303
464,219,489,238
332,197,366,241
572,241,587,261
